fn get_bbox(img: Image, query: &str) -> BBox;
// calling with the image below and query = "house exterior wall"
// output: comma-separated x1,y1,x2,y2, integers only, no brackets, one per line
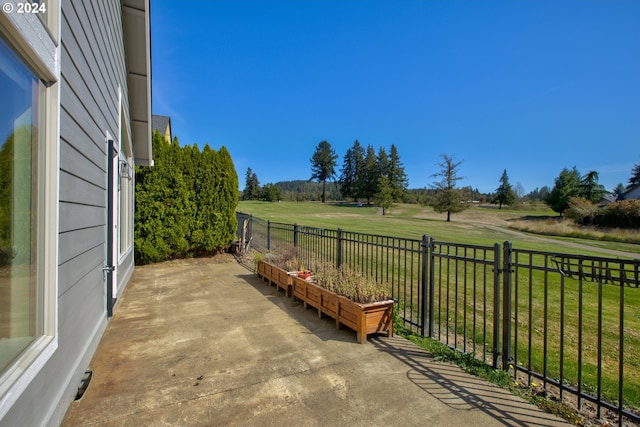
624,184,640,200
152,115,173,144
0,1,150,425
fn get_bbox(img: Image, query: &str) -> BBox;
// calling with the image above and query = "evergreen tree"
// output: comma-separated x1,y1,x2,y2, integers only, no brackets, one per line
359,145,379,204
387,144,408,201
430,154,468,222
373,175,394,215
243,167,260,200
135,131,238,264
376,146,389,178
261,183,281,202
544,167,581,216
217,146,239,244
338,140,365,201
194,145,220,252
494,169,515,209
375,146,389,202
628,162,640,187
309,140,338,203
135,132,190,261
613,183,626,201
580,170,607,203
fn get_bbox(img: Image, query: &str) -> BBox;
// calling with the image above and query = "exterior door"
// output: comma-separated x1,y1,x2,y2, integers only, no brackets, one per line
106,138,118,316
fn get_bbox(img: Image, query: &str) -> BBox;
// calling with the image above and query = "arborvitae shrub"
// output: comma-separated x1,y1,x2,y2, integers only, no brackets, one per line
134,132,238,264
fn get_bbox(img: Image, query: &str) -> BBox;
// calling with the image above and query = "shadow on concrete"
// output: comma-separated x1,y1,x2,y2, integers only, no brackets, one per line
371,336,567,427
237,271,358,344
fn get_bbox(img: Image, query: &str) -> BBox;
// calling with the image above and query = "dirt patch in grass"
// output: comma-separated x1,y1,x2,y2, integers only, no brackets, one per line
408,205,551,226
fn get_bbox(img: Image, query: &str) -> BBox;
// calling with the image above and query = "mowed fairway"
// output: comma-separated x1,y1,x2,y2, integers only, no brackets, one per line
238,200,640,257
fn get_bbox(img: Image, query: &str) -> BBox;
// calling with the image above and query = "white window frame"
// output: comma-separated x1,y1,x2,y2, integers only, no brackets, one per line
118,90,134,262
0,1,60,417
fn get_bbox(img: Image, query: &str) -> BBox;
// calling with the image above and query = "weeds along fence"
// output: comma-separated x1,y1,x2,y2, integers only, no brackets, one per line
236,212,640,425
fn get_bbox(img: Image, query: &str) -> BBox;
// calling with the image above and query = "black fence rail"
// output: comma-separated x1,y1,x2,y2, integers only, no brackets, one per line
236,212,640,425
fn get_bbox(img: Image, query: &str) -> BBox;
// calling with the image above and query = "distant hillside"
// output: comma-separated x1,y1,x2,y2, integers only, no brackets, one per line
275,180,342,201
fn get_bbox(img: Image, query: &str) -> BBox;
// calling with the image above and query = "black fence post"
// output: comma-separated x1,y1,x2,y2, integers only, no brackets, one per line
267,220,271,251
502,241,512,371
420,234,429,337
492,242,501,369
336,228,343,269
428,237,436,338
248,214,253,244
293,223,299,247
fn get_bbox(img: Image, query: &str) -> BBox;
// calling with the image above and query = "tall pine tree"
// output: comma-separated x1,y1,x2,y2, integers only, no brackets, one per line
580,170,606,203
243,167,260,200
359,145,379,204
430,154,468,222
544,167,581,216
310,140,338,203
629,163,640,187
494,169,515,209
338,140,365,201
387,144,408,201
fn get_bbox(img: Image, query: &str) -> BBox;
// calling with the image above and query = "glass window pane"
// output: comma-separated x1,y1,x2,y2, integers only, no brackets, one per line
119,162,132,254
0,36,43,372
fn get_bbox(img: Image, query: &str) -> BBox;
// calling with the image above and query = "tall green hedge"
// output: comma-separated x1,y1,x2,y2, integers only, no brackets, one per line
134,132,238,264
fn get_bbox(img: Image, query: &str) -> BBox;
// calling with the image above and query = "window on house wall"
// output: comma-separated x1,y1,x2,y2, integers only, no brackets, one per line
33,0,59,41
119,106,133,257
0,34,45,372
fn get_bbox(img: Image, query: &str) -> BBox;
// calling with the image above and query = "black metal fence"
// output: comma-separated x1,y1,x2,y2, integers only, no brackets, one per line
236,212,640,425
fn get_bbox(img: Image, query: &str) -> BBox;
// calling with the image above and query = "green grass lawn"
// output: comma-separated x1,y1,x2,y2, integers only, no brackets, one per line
238,200,639,257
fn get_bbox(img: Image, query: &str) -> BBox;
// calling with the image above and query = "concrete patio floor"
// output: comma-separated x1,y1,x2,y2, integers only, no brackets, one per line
62,254,568,426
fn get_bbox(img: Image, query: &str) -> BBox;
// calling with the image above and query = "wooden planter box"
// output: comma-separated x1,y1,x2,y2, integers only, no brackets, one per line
292,274,308,302
337,297,394,344
257,259,271,280
291,275,393,344
274,267,293,297
256,260,292,297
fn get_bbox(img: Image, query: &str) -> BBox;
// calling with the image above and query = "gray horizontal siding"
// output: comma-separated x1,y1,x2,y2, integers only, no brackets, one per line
58,225,104,266
58,0,127,294
59,138,105,189
58,52,105,145
59,202,104,234
61,3,118,136
58,264,106,328
59,78,107,162
58,243,104,298
59,170,104,207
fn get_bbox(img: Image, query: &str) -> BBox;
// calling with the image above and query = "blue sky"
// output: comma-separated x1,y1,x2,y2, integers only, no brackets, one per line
151,0,640,194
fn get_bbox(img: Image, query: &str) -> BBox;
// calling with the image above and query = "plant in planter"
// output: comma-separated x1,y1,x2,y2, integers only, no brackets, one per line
283,256,310,277
253,251,264,269
256,246,301,297
314,263,389,304
293,262,395,343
